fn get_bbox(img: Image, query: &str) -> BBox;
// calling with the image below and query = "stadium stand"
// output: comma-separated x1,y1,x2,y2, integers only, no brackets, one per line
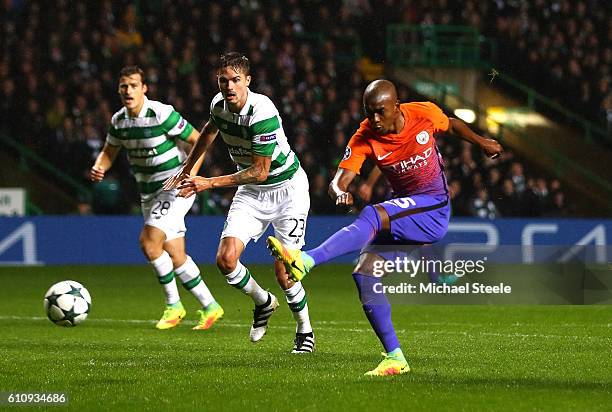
352,0,611,132
0,0,574,217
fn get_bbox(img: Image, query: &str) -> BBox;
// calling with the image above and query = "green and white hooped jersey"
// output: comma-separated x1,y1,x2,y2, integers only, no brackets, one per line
105,97,194,201
209,89,300,186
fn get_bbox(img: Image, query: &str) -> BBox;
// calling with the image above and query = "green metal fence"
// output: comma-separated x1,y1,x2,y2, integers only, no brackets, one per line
386,24,491,69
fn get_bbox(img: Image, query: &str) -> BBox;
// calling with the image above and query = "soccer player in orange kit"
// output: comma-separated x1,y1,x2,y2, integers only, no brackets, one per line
268,79,502,375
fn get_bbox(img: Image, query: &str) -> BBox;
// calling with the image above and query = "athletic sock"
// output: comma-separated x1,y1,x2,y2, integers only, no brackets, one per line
387,347,406,361
284,281,312,334
150,251,180,305
307,205,381,265
225,261,269,305
175,255,215,308
352,273,401,353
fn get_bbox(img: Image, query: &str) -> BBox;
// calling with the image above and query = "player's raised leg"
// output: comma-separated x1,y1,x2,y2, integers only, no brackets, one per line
217,236,278,342
269,193,449,282
140,225,186,329
267,204,381,282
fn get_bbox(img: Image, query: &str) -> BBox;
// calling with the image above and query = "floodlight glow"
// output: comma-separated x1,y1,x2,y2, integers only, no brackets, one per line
454,108,476,123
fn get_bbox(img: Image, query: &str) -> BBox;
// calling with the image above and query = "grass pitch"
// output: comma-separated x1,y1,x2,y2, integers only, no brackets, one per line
0,264,611,411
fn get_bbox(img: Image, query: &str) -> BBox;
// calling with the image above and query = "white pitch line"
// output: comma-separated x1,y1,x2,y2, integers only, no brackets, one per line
0,316,610,342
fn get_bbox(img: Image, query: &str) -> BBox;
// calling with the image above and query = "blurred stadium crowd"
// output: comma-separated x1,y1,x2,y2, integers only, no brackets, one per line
383,0,611,129
0,0,581,217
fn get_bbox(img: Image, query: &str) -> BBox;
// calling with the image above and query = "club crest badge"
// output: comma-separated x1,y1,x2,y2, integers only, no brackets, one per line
416,131,430,144
343,146,352,160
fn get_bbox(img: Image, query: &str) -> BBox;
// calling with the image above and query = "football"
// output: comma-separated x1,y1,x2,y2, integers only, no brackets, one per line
44,280,92,327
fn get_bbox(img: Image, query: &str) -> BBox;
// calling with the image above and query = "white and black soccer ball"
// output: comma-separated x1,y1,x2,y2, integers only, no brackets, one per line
44,280,91,327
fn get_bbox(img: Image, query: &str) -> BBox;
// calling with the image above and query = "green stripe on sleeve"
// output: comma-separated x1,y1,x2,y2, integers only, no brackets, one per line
249,116,280,136
177,122,194,141
252,142,275,156
161,111,181,133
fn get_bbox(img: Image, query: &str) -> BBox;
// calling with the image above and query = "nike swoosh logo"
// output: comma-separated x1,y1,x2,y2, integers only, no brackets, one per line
377,152,393,160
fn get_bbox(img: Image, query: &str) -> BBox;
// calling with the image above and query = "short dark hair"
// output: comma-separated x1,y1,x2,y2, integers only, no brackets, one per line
217,52,250,75
119,66,146,84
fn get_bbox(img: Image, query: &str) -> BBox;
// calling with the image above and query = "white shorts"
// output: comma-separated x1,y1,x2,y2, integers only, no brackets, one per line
221,167,310,249
142,190,195,241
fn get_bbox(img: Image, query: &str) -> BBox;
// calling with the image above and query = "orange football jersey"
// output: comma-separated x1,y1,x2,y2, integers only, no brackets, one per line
339,102,450,197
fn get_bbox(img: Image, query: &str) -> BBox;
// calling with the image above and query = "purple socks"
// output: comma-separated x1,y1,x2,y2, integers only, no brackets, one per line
307,206,381,265
304,206,401,352
352,273,400,353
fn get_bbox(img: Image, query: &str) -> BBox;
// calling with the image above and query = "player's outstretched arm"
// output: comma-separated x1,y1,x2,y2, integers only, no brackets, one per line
329,168,357,206
176,154,272,198
89,143,120,182
163,120,218,190
448,117,503,158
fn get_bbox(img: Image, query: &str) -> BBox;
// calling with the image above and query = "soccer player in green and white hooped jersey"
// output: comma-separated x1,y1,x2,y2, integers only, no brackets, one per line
165,53,314,353
90,66,223,331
